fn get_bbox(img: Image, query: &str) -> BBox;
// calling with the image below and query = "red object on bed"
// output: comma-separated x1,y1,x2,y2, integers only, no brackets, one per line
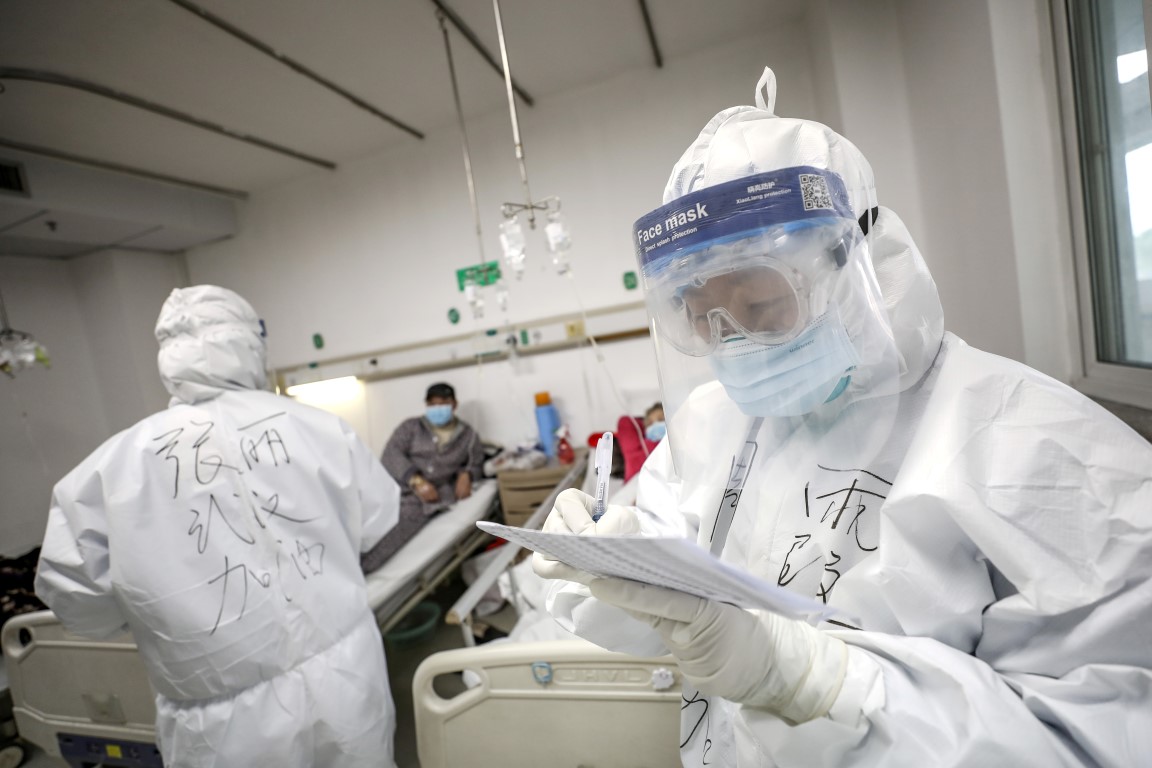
615,415,658,482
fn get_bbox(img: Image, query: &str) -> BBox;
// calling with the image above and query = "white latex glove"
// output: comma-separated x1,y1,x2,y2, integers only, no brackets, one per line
531,488,641,585
590,579,848,724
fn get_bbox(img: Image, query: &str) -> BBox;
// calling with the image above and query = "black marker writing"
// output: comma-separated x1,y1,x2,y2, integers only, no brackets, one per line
290,540,325,579
190,421,242,485
152,427,184,499
188,494,256,554
778,533,822,587
208,555,272,635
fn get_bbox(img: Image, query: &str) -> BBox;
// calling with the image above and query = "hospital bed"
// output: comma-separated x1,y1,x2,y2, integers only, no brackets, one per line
1,657,26,768
366,479,500,634
414,640,682,768
446,453,635,647
412,454,683,767
1,611,160,767
0,481,501,765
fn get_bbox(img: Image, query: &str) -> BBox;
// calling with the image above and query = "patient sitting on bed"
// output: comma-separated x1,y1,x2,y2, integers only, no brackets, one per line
361,382,485,573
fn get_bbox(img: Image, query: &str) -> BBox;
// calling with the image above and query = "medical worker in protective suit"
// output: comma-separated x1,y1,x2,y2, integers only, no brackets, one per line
35,286,402,768
534,69,1152,766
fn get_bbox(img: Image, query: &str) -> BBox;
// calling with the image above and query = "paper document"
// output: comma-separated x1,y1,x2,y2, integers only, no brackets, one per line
477,521,832,620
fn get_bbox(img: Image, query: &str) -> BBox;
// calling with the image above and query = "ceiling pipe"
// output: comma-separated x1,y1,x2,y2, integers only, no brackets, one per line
428,0,535,107
0,67,336,170
638,0,663,68
164,0,424,140
0,137,249,200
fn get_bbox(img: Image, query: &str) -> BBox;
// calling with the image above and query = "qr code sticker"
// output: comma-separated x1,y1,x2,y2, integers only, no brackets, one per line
799,173,834,211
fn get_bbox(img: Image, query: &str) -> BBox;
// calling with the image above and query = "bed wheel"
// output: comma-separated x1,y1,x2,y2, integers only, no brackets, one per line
0,743,25,768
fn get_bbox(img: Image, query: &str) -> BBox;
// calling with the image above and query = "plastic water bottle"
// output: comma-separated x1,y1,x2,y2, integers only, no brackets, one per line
534,391,561,459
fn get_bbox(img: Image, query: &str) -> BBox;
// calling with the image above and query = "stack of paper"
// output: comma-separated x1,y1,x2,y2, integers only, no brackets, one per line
477,521,832,620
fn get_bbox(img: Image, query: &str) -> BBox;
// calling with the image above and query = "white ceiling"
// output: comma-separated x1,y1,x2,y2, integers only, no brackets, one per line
0,0,805,195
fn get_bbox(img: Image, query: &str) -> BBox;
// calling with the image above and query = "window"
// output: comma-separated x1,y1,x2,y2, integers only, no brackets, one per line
1062,0,1152,407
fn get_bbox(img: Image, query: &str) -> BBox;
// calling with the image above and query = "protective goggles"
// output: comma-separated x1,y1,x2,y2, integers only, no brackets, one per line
634,167,861,356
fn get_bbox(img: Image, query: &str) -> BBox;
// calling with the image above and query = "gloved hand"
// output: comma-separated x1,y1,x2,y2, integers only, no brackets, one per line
531,488,641,585
589,579,848,724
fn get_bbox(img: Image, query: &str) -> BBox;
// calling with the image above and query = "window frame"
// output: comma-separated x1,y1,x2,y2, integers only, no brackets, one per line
1052,0,1152,410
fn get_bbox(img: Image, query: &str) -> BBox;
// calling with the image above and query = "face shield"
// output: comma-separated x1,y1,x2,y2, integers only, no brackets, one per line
635,166,901,470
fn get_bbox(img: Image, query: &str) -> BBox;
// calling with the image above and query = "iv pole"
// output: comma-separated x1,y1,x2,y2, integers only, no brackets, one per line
437,9,486,263
492,0,550,229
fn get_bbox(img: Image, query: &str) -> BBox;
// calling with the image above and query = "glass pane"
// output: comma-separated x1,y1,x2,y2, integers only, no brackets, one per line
1070,0,1152,366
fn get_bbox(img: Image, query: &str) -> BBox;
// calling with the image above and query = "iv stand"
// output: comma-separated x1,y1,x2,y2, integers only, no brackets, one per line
437,9,486,263
493,0,550,228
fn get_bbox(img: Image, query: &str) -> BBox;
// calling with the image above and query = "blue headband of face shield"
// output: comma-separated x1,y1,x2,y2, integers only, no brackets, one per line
633,166,856,275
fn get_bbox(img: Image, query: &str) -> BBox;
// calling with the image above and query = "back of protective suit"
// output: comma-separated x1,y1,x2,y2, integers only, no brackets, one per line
35,285,401,768
37,389,401,767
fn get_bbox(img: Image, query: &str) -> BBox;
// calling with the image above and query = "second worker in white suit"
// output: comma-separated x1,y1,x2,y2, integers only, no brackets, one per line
534,69,1152,767
36,286,402,768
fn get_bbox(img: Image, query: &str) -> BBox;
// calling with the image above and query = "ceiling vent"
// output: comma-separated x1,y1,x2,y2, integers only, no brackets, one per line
0,160,30,197
0,150,236,258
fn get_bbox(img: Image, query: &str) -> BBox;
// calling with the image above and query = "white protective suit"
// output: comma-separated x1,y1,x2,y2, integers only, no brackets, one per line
36,286,401,768
544,70,1152,766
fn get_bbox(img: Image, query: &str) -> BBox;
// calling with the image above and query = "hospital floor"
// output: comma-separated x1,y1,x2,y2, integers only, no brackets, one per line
15,572,510,768
387,573,505,768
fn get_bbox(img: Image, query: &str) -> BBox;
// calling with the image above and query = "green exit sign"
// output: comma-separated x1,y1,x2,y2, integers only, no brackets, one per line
456,261,502,291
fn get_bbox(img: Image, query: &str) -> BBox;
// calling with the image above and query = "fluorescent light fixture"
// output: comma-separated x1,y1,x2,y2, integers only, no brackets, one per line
285,375,362,404
1117,50,1148,84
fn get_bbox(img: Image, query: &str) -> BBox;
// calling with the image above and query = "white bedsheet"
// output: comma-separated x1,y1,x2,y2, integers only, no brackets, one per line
365,481,498,613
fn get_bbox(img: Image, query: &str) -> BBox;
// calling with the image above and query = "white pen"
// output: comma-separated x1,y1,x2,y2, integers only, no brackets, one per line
592,431,613,522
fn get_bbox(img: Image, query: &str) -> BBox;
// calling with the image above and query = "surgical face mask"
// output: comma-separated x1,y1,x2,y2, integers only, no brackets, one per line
708,304,859,417
645,421,667,442
425,404,454,426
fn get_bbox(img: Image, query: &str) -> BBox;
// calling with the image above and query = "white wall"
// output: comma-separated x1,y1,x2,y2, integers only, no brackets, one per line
186,28,820,369
811,0,927,242
893,0,1027,365
1,257,108,556
70,249,187,432
986,0,1079,382
0,250,184,556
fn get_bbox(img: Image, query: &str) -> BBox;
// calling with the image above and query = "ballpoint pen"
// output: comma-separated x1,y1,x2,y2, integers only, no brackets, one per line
592,431,613,522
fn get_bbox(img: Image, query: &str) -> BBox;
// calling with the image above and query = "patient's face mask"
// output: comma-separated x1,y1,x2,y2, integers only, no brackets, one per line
645,421,667,442
425,404,454,426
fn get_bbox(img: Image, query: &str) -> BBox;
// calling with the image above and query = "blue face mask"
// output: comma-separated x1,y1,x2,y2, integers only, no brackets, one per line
645,421,667,442
709,304,859,417
425,404,454,426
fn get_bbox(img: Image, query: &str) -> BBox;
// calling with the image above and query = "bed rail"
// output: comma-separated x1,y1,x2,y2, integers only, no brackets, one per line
445,453,590,645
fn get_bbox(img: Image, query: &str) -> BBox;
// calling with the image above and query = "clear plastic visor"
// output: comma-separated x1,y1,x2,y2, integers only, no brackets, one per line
645,220,860,356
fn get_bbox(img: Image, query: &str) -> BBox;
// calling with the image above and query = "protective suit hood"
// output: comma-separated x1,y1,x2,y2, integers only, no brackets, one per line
663,67,943,393
155,285,268,405
868,207,944,390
